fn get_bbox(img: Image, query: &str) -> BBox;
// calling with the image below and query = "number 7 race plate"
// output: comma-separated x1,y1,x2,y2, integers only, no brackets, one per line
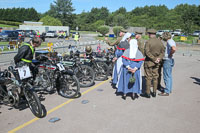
17,66,32,80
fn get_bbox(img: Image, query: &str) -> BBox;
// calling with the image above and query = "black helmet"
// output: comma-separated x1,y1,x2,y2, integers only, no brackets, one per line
85,45,92,54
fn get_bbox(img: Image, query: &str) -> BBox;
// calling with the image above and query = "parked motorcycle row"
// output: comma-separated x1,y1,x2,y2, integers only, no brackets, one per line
0,48,115,118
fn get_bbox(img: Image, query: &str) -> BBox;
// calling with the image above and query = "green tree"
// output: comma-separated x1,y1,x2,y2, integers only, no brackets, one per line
113,14,128,28
114,7,127,15
113,26,123,37
174,4,199,34
87,7,109,23
39,15,62,26
47,0,75,27
98,25,109,36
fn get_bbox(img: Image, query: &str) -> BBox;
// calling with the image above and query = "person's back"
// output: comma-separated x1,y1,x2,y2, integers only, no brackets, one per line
14,43,34,64
14,37,41,65
145,37,165,64
142,29,165,98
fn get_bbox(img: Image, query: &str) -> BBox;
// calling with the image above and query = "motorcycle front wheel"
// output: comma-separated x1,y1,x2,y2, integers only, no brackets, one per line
23,83,42,118
58,74,80,98
74,65,95,87
94,62,109,81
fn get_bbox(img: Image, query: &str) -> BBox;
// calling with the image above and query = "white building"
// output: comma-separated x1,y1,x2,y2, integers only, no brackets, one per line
19,21,70,36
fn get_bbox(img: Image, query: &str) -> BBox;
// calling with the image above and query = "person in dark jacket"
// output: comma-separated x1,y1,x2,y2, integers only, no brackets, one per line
14,37,42,64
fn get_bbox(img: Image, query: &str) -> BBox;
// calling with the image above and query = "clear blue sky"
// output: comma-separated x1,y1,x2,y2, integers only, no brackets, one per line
0,0,199,14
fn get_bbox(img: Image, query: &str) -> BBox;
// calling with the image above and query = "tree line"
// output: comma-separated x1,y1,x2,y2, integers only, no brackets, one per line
0,0,199,34
0,8,39,22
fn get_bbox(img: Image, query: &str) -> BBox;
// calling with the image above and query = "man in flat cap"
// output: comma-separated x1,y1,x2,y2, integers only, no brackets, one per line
141,29,165,98
135,31,145,56
105,28,127,47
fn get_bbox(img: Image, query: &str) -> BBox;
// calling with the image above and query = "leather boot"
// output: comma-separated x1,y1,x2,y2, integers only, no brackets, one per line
145,80,151,95
151,92,156,97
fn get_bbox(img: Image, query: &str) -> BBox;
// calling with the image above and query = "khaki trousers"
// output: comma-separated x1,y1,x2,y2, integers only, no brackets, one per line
144,65,159,94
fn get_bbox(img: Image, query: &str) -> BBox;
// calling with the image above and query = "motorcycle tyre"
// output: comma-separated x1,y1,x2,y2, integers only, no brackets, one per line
74,65,95,87
95,62,109,81
59,75,80,98
24,87,42,118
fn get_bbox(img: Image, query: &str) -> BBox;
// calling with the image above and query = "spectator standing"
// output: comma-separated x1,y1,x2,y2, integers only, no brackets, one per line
117,38,145,100
158,32,176,96
141,29,165,98
112,33,132,86
105,29,127,48
135,31,145,56
74,32,80,43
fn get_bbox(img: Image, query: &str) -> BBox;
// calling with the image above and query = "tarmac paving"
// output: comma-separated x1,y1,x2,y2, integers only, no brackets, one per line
0,52,199,133
0,35,200,133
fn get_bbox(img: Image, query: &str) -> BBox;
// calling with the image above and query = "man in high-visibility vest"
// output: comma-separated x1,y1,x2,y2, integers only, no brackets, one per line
63,32,66,39
74,32,79,43
14,37,42,64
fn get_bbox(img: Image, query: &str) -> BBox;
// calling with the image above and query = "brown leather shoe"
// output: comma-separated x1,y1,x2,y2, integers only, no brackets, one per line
158,92,169,96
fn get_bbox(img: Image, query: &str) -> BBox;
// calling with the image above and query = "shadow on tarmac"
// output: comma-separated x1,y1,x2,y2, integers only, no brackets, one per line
191,77,200,85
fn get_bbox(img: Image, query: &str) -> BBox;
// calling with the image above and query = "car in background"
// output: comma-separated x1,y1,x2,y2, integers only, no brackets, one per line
16,30,25,37
45,31,57,38
29,32,37,38
156,30,173,36
0,30,19,41
171,29,181,36
156,30,164,36
23,30,36,37
192,30,200,36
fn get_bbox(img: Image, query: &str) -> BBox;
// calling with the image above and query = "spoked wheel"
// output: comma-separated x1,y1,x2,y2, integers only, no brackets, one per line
59,74,80,98
94,62,109,81
0,85,9,104
23,84,42,118
0,84,19,107
74,65,95,87
108,63,113,76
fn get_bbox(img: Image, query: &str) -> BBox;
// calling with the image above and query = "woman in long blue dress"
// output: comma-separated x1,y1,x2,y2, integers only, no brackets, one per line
112,33,131,85
117,39,145,100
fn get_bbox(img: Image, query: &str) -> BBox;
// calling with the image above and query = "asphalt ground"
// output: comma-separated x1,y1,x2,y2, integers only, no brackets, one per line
0,52,200,133
0,35,200,133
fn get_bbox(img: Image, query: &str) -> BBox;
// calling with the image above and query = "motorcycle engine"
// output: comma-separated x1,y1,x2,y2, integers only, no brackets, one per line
34,68,52,91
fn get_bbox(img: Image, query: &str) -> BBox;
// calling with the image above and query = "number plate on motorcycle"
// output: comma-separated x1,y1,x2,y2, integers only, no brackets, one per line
57,63,65,71
17,66,32,80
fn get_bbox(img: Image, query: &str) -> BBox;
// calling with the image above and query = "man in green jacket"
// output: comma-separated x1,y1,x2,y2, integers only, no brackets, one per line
141,29,165,98
105,28,127,47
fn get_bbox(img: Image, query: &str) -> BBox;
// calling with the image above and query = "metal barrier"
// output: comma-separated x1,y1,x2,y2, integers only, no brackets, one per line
0,40,109,67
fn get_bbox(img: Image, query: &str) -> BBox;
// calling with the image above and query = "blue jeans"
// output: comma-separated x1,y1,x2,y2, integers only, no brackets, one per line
163,59,174,94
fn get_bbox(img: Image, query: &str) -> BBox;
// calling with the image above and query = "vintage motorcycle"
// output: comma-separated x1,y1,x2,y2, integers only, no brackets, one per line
105,50,115,76
80,52,109,81
33,54,80,98
0,64,43,118
95,51,114,76
61,51,95,87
